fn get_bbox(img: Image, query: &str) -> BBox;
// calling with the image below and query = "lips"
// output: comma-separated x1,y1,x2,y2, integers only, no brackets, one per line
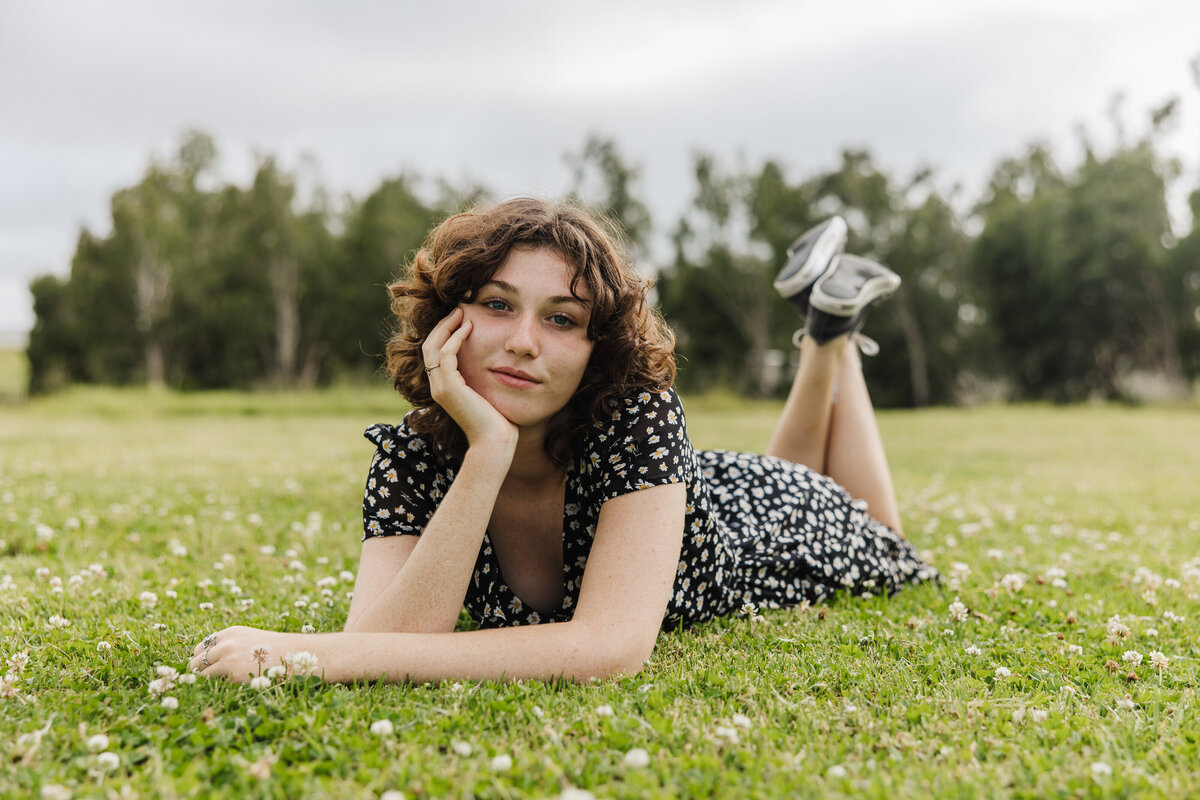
489,367,541,388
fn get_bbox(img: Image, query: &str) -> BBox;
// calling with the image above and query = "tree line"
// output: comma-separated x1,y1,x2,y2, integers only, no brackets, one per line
27,112,1200,406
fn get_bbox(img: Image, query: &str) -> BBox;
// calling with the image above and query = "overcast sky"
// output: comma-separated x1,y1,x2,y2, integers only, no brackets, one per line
3,0,1199,342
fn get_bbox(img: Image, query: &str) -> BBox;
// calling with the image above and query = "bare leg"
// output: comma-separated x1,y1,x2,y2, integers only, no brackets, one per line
766,335,848,472
766,336,903,535
825,345,903,534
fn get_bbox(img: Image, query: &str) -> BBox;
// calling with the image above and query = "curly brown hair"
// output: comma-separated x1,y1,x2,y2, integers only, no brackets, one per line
386,197,676,467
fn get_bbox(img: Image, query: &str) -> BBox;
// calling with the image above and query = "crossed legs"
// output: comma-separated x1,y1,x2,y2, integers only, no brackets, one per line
765,336,903,535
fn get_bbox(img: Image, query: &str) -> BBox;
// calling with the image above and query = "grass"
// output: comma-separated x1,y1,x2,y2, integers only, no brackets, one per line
2,387,1200,798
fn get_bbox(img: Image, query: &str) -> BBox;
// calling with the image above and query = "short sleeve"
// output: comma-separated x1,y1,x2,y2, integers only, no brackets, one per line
361,417,451,541
592,388,692,504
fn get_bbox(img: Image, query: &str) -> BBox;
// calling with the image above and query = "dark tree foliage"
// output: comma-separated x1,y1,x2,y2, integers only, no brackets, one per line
24,117,1200,403
972,140,1185,401
660,150,971,406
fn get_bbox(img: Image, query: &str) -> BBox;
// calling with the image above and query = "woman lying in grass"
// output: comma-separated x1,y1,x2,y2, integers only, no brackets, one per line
191,198,935,683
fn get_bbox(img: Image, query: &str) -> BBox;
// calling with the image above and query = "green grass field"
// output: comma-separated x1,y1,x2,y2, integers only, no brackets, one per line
2,386,1199,798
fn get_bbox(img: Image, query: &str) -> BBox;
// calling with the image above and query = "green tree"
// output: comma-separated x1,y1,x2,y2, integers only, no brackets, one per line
972,130,1184,401
332,175,439,378
567,134,653,258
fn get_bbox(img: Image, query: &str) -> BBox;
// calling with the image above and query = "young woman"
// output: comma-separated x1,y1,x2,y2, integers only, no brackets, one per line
190,199,935,683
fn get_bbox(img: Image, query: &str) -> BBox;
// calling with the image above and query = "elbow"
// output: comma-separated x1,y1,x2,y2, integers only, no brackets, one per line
567,622,655,682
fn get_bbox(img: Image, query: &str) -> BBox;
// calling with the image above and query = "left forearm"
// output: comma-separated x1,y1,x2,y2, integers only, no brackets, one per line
290,620,644,684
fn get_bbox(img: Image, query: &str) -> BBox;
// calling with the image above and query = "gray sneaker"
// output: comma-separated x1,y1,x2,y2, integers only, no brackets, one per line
773,216,848,314
805,254,901,345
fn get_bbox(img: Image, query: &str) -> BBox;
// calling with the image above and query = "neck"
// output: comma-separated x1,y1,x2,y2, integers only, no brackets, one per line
505,423,561,485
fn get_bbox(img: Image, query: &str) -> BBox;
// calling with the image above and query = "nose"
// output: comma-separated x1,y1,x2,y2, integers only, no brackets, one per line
505,312,539,358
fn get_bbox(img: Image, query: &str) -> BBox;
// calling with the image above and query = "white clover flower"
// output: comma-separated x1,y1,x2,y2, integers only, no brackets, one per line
1030,709,1048,723
826,764,848,778
1091,761,1112,777
994,666,1012,678
1142,590,1158,607
139,591,158,608
1163,610,1185,623
731,713,752,729
1106,615,1131,639
986,549,1003,561
178,673,197,685
199,602,214,611
560,789,595,800
948,600,968,622
265,665,287,680
1146,628,1159,638
300,624,316,634
490,754,513,772
165,590,178,599
1068,644,1083,656
1000,573,1025,593
161,696,179,709
714,725,739,744
147,679,168,696
370,719,395,737
1117,697,1136,710
1122,650,1143,667
171,545,188,557
288,560,305,571
287,651,319,677
40,784,71,800
964,645,982,657
86,734,110,752
316,576,337,589
96,640,112,652
595,704,614,717
96,751,120,771
249,676,272,690
339,570,355,583
36,567,50,579
156,665,179,680
451,740,473,757
47,614,71,628
1011,708,1025,724
7,652,29,673
623,747,651,768
1149,651,1169,671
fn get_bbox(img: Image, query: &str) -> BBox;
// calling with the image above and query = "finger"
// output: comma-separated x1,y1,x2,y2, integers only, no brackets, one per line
421,308,465,361
434,319,472,375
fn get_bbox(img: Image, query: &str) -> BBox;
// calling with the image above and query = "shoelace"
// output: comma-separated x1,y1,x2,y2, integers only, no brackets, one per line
791,329,879,356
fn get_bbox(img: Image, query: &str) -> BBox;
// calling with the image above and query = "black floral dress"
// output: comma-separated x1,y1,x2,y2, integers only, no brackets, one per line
362,388,935,630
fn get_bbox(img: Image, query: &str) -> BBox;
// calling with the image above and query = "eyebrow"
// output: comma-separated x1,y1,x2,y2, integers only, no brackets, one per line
483,279,590,308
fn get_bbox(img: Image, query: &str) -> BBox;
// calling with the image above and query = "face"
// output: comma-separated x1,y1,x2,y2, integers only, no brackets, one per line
457,247,594,431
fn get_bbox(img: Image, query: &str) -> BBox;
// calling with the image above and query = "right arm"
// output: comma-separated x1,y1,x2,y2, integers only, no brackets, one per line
343,439,513,633
344,307,517,634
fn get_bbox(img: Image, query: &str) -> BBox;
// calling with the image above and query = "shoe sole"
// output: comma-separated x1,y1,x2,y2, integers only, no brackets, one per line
809,256,901,317
773,216,848,299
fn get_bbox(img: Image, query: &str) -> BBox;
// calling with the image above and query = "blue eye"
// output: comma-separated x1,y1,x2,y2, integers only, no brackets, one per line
549,313,575,327
483,299,509,311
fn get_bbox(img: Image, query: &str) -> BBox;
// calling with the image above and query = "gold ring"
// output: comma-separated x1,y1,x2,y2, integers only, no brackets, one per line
424,364,440,375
